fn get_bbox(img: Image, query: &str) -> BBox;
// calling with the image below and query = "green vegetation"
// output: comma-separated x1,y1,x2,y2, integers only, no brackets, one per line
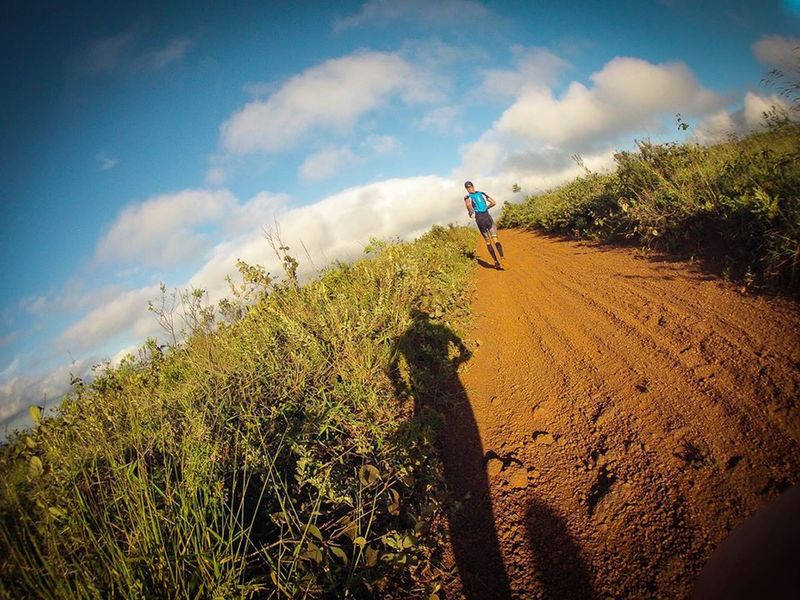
0,225,476,599
500,119,800,289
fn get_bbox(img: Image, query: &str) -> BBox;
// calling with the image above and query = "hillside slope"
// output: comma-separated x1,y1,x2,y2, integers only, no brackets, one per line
443,229,800,598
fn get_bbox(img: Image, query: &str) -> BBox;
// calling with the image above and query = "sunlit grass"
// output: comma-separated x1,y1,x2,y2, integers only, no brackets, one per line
0,225,475,599
500,119,800,288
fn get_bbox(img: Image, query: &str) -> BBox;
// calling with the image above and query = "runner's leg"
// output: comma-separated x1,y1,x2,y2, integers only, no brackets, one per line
493,235,504,258
477,214,502,268
486,240,498,264
488,221,504,263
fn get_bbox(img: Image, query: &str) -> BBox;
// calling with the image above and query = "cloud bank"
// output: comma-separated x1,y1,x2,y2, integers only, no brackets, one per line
188,176,467,303
96,190,238,266
220,51,439,155
696,91,792,142
75,27,194,76
95,189,287,267
0,357,92,427
494,57,723,148
753,34,800,67
480,46,571,97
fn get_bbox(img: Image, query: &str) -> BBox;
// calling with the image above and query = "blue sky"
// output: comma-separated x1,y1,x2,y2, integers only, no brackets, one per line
1,0,799,435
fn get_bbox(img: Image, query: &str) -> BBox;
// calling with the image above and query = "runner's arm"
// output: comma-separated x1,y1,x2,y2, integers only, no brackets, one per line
485,193,497,210
463,196,474,218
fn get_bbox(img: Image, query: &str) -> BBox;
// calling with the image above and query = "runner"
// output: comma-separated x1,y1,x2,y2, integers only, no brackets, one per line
463,180,505,269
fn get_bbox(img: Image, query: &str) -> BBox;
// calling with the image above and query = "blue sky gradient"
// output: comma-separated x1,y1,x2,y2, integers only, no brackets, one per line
1,0,798,435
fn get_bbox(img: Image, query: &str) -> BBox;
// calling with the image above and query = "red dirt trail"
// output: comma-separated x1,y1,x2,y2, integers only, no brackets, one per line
440,229,800,599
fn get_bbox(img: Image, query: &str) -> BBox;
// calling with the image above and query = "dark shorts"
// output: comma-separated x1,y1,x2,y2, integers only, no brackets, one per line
475,212,497,239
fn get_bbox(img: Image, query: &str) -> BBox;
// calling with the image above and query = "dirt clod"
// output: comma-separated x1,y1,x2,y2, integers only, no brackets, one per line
532,431,554,445
506,467,530,489
486,458,504,478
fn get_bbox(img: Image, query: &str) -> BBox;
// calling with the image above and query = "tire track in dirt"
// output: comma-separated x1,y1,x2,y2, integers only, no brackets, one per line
448,229,800,599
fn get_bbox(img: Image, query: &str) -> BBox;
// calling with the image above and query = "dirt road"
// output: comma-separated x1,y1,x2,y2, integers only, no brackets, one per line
442,229,800,599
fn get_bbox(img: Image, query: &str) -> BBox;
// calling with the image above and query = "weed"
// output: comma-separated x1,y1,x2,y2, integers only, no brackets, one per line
0,225,476,598
499,122,800,290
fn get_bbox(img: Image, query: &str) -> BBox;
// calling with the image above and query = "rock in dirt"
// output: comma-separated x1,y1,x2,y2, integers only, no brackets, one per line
486,457,504,478
506,466,530,489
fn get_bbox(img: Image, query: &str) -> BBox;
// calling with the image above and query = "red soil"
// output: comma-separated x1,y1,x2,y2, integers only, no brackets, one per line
441,229,800,599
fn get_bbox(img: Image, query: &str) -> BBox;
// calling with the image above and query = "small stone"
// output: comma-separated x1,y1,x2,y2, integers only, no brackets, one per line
532,431,555,445
695,364,716,379
486,458,504,478
507,467,529,489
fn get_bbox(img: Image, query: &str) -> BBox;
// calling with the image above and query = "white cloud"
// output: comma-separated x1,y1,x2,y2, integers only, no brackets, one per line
695,91,792,142
96,151,119,170
20,283,127,320
299,136,400,182
74,27,193,76
333,0,491,32
753,34,800,67
96,189,238,267
480,46,571,97
742,91,785,125
109,345,139,367
188,176,468,303
96,188,291,268
501,148,617,194
136,37,193,71
77,27,139,75
456,129,617,196
417,106,460,133
1,357,20,380
361,134,400,155
222,191,288,236
494,57,724,148
20,296,47,315
220,50,438,155
57,285,161,353
0,357,92,428
300,146,360,182
459,134,506,179
205,166,226,185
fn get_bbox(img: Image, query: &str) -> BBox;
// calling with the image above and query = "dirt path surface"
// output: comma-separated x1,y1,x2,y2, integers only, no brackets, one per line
442,229,800,599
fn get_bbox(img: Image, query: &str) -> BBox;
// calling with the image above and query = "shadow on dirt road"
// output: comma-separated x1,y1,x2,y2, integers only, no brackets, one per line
393,311,511,599
526,499,595,599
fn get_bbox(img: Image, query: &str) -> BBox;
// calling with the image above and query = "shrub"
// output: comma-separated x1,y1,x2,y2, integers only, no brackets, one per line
499,122,800,288
0,225,475,599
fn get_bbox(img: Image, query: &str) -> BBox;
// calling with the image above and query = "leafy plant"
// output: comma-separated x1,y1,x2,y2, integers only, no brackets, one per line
499,122,800,289
0,225,476,598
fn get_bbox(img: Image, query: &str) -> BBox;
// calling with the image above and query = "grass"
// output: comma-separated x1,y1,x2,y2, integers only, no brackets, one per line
0,225,476,599
499,118,800,290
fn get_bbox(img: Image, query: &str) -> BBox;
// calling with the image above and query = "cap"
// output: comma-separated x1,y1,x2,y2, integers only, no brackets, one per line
464,180,473,188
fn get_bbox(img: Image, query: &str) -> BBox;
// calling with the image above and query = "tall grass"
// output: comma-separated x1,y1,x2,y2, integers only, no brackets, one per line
500,119,800,288
0,225,475,599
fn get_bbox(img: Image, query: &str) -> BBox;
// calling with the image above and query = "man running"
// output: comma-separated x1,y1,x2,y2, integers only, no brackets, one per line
463,180,505,269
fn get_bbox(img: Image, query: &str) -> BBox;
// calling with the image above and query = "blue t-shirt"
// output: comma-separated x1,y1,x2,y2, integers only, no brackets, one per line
466,191,489,213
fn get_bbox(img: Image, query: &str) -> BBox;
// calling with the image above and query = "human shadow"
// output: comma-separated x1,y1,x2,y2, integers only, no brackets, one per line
392,310,512,599
526,499,596,599
476,258,500,270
